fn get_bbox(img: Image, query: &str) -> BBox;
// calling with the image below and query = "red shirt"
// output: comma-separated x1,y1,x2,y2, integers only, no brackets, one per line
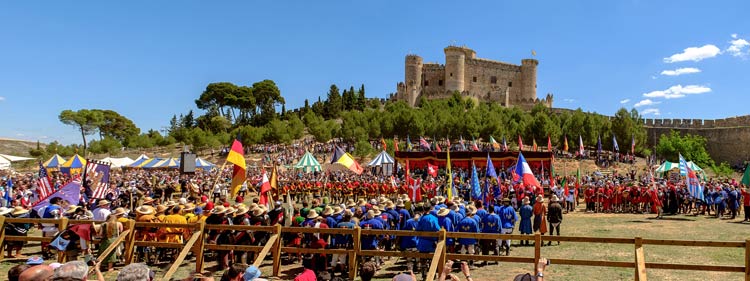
741,189,750,206
294,269,316,281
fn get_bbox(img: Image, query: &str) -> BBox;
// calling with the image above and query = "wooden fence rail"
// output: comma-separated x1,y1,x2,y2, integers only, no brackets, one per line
1,217,748,281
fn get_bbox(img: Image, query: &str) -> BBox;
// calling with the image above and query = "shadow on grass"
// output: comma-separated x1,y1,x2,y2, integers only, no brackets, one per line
626,220,652,223
646,217,695,221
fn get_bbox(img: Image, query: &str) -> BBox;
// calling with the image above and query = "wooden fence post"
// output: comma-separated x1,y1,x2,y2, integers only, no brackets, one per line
124,220,136,264
634,237,647,281
438,229,447,275
57,217,69,263
348,226,361,281
534,233,542,274
0,216,6,262
272,224,282,277
745,239,749,281
195,221,207,274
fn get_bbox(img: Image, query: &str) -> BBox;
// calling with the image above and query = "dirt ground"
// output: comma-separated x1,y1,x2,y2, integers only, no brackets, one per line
2,207,748,281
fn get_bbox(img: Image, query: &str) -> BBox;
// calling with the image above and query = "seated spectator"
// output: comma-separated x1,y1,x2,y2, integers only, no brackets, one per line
116,263,153,281
360,261,377,281
18,265,53,281
220,263,247,281
8,264,31,281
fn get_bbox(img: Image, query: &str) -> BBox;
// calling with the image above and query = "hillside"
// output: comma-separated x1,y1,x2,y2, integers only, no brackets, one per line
0,138,43,157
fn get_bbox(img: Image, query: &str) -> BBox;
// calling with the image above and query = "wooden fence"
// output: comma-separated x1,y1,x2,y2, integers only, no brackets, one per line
1,217,748,281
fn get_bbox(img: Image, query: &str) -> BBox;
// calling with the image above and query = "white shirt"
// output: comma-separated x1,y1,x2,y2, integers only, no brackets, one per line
93,207,111,221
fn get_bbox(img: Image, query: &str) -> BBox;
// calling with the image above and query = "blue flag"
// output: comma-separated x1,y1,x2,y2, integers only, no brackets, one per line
613,136,619,151
486,153,498,179
4,177,12,207
32,179,81,212
470,162,481,200
597,135,602,154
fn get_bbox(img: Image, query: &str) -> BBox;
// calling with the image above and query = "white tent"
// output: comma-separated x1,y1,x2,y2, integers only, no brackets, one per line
367,150,395,176
0,153,36,170
100,157,135,168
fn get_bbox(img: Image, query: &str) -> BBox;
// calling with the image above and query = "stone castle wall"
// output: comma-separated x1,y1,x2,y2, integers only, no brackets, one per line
643,115,750,166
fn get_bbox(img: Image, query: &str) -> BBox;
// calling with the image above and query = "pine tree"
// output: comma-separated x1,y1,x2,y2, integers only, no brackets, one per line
357,84,366,110
169,115,179,133
182,110,195,128
325,84,342,119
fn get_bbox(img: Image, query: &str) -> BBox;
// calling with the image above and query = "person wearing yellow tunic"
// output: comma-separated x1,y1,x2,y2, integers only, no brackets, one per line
183,203,197,223
155,205,168,222
160,206,188,244
114,207,130,231
188,206,208,224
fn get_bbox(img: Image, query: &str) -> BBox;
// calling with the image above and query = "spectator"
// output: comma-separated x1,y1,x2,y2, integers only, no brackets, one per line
18,265,53,281
116,263,153,281
8,264,31,281
54,260,105,281
513,257,549,281
360,261,377,281
243,265,268,281
220,263,247,281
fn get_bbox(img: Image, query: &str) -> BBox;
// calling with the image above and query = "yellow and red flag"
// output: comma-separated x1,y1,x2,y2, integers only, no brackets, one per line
564,135,569,152
228,139,247,197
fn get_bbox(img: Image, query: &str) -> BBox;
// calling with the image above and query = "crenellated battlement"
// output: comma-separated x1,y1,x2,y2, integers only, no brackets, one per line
643,115,750,129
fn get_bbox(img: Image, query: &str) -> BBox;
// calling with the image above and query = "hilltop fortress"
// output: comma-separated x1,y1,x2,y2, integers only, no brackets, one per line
393,45,553,109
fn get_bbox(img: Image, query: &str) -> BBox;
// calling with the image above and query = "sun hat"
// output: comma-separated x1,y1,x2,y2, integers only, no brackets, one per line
332,206,343,215
210,205,228,215
155,205,168,214
307,209,319,219
135,206,154,215
112,207,128,217
322,206,334,216
551,195,560,202
64,205,80,214
243,265,262,280
522,198,530,205
436,208,450,217
0,207,11,216
97,200,110,207
11,206,30,216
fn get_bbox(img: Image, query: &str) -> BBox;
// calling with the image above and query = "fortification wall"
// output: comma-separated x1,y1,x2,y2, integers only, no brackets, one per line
644,115,750,165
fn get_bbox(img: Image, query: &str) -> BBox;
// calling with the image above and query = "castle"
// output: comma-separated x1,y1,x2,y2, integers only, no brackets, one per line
394,45,553,109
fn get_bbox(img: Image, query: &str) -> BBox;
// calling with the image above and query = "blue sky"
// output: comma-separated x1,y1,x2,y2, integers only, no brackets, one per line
1,1,748,144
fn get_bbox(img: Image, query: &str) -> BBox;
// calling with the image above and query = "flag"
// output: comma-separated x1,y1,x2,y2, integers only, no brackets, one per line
407,135,413,151
741,163,750,186
410,178,422,202
578,135,584,156
547,135,552,152
36,162,54,200
562,177,569,198
471,137,479,151
513,152,541,187
518,135,524,151
228,139,247,197
631,135,636,154
686,164,704,201
259,170,271,206
419,136,431,151
332,146,364,174
564,135,569,152
470,162,481,200
270,165,278,191
532,139,538,152
502,136,508,152
597,135,602,154
446,137,451,150
33,178,81,212
435,142,442,152
678,153,689,176
459,136,466,151
485,154,497,208
380,137,387,151
489,136,500,151
575,168,581,189
486,153,498,180
550,156,557,187
613,136,619,152
427,163,438,177
446,147,453,199
85,160,112,199
4,177,12,207
394,137,399,152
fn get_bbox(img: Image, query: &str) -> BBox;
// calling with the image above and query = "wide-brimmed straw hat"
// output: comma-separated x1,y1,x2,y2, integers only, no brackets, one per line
235,206,249,216
466,205,477,215
550,195,560,202
65,205,80,214
97,200,110,207
522,198,530,205
155,205,168,214
135,206,154,215
142,197,155,205
322,206,334,216
436,208,450,217
11,206,30,216
371,205,382,216
112,208,128,217
0,207,12,216
346,199,357,208
307,209,319,219
211,205,228,215
332,206,344,215
536,195,544,203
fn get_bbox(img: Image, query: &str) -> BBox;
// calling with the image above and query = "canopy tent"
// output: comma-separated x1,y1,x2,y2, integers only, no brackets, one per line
141,158,166,169
142,158,181,169
44,154,67,170
129,155,152,168
655,160,706,178
162,158,180,168
367,150,395,176
100,157,135,168
294,151,322,173
0,154,35,170
195,157,216,170
60,154,86,175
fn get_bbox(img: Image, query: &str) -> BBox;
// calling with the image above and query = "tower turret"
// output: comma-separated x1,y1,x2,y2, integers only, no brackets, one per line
519,59,538,101
404,55,423,106
444,46,468,93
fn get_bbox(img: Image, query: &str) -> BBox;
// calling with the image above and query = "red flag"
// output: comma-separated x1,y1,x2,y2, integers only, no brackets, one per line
380,138,387,151
427,163,438,177
435,143,442,152
547,135,552,152
259,170,271,206
394,137,399,152
518,135,524,151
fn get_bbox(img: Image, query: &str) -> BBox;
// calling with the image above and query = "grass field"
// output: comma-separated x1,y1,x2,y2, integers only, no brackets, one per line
2,210,747,281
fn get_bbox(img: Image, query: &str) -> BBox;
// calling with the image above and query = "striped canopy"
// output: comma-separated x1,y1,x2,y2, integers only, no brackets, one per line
656,160,705,177
60,154,86,175
141,158,165,169
129,155,152,168
44,154,67,170
195,157,216,169
294,151,322,173
367,150,395,176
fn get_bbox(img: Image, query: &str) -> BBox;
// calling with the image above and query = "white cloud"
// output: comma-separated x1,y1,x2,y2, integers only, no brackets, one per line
40,136,49,139
563,98,575,103
731,34,738,39
641,108,661,116
726,37,750,57
663,44,721,63
0,96,5,101
15,133,25,137
634,99,661,107
643,84,711,99
620,99,630,104
660,67,701,76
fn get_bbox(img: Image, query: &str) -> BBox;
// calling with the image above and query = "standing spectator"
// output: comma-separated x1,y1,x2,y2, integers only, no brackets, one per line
547,195,564,246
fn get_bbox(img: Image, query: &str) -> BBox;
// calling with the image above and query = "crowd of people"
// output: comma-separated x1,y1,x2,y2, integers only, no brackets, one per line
0,141,748,280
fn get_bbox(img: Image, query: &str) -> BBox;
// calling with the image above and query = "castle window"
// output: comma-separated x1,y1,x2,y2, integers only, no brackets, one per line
491,76,497,84
424,80,429,86
508,82,513,87
450,73,453,77
473,76,477,82
438,80,443,86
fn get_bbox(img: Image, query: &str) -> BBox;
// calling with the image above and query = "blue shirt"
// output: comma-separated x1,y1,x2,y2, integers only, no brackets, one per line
400,218,419,249
475,208,489,222
416,213,440,252
499,205,518,229
457,216,480,245
359,218,384,250
334,221,355,247
482,213,501,233
397,208,411,229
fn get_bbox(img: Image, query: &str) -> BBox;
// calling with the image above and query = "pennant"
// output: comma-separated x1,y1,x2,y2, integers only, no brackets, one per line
228,139,247,197
513,152,541,187
270,165,278,190
407,135,413,151
490,136,500,151
578,135,585,156
446,147,453,199
394,137,399,152
470,162,481,200
419,136,431,151
502,136,508,152
631,135,636,154
459,136,466,151
471,137,479,151
597,135,602,154
380,137,387,151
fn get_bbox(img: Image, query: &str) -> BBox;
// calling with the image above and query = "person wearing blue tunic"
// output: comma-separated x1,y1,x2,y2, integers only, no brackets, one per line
480,204,502,264
416,204,440,278
728,187,739,219
499,198,518,256
457,205,480,267
519,197,534,246
717,188,727,218
436,208,455,251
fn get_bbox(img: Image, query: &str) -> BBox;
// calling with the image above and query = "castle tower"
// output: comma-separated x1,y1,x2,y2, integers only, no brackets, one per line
405,55,423,106
519,59,538,101
444,46,467,93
